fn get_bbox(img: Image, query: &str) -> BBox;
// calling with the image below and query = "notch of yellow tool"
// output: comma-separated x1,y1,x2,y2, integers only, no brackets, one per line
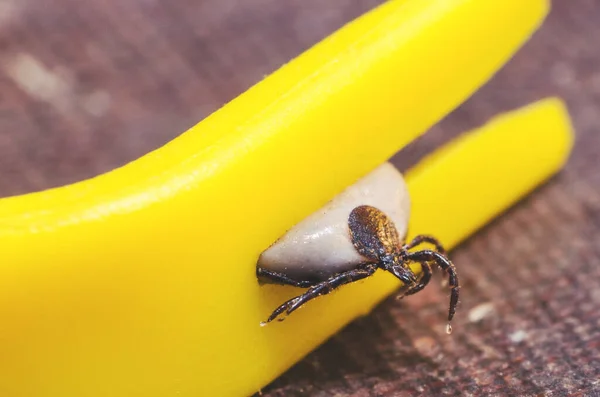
0,1,559,397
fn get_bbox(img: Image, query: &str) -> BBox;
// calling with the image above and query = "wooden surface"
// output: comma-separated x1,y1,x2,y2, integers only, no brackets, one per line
1,1,599,396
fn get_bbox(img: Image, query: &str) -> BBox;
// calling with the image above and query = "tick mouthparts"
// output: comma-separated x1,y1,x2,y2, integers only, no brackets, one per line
388,265,417,285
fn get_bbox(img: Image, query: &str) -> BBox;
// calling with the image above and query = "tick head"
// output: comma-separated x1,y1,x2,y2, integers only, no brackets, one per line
388,262,417,285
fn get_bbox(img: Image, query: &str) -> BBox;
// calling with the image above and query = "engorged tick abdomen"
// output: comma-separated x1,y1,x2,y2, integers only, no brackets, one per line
256,163,410,282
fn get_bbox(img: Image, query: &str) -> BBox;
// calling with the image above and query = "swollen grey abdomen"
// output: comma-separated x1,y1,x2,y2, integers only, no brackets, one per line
257,162,410,282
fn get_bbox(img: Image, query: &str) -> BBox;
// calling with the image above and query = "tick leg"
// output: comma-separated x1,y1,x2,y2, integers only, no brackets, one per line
406,250,459,322
256,268,315,288
403,235,447,255
399,261,433,298
264,264,377,323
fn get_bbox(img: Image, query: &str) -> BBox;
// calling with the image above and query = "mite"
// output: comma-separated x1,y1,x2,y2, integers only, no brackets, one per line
256,163,459,332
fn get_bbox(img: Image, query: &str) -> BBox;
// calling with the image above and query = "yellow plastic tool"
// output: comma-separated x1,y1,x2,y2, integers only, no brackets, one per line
0,0,562,396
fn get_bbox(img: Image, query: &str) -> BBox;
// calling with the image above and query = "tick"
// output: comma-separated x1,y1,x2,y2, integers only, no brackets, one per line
256,163,460,332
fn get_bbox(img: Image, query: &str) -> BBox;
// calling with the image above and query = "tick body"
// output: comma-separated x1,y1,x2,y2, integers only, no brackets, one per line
256,163,459,330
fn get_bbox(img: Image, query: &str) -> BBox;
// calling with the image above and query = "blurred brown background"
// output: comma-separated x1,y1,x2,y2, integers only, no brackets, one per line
0,1,599,396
